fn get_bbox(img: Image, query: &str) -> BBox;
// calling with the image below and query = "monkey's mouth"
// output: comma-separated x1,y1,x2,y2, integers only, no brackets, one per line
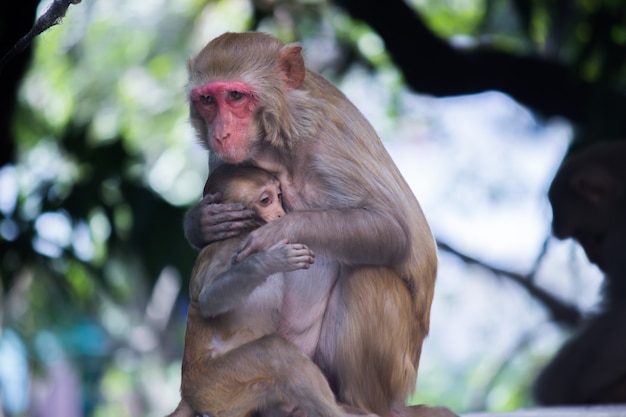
216,146,248,164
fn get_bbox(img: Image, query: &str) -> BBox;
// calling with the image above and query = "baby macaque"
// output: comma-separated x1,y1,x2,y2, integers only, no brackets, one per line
169,164,350,417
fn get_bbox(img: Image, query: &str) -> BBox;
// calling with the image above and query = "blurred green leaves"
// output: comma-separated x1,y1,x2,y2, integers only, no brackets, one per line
2,0,626,415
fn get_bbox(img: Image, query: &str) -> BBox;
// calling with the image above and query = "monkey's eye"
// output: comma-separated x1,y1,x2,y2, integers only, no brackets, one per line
259,197,270,206
277,192,282,202
199,95,215,105
228,91,244,100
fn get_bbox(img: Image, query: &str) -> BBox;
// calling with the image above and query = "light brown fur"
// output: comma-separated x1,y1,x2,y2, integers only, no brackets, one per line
182,32,451,417
170,165,344,417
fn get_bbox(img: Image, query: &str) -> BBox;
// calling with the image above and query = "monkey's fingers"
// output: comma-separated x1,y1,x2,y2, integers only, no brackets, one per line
289,261,313,270
200,206,258,244
199,191,223,205
288,247,316,262
282,256,315,271
268,239,290,250
201,219,258,244
202,203,256,222
210,229,250,243
202,217,258,232
284,243,310,251
285,245,315,270
291,255,315,268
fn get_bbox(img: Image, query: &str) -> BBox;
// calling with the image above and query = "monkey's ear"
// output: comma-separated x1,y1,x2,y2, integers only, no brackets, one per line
571,165,620,205
279,45,305,89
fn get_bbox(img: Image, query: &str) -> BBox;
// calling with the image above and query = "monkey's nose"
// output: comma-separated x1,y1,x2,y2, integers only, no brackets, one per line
214,133,230,142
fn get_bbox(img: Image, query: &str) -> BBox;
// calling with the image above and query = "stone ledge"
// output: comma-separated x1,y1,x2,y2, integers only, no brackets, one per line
463,405,626,417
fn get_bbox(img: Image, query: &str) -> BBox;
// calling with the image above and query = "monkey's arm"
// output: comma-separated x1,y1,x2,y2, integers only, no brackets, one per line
184,193,258,249
196,240,314,318
236,208,412,267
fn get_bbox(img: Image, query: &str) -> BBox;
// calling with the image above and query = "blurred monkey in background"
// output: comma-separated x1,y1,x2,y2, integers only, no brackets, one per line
534,140,626,405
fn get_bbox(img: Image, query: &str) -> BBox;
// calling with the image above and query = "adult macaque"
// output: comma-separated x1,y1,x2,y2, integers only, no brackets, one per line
169,164,345,417
534,140,626,405
183,32,450,417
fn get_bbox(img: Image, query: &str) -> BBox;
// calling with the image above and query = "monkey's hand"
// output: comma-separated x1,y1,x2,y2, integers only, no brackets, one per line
259,240,316,273
236,208,409,266
236,219,290,261
198,240,314,318
184,192,258,249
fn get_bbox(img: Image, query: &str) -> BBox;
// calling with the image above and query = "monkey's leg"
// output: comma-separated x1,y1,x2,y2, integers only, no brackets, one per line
182,335,344,417
325,267,457,417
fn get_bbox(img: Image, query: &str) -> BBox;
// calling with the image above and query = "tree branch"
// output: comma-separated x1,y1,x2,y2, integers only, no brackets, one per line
334,0,626,134
438,240,582,328
0,0,81,75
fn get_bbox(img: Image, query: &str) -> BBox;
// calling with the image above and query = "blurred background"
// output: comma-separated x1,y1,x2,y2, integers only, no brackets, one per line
1,0,625,415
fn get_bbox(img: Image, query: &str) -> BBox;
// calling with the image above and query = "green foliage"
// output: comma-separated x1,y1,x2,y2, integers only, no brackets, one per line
409,0,487,39
408,0,486,39
2,0,625,415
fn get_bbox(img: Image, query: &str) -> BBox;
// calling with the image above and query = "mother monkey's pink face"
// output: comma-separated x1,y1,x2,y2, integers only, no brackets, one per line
187,33,305,164
189,80,259,163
